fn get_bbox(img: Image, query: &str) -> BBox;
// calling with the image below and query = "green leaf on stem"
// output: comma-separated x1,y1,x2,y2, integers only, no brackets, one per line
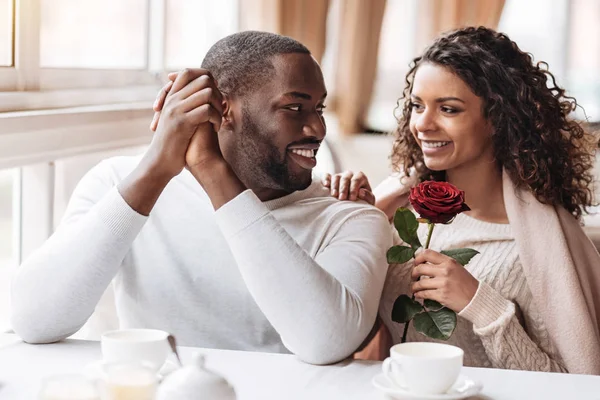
393,208,422,249
387,245,416,264
391,295,424,324
413,307,457,340
424,299,444,312
441,248,480,266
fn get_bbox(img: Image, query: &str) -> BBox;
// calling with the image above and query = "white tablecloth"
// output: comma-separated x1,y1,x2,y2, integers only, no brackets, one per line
1,333,599,399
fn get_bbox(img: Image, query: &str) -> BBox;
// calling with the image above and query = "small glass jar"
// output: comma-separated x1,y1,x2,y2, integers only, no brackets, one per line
103,361,157,400
39,374,101,400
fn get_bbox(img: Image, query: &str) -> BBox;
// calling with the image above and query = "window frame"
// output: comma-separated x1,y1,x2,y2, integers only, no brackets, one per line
0,0,168,111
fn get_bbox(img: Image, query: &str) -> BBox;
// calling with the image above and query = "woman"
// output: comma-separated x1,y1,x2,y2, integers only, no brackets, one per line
325,26,600,374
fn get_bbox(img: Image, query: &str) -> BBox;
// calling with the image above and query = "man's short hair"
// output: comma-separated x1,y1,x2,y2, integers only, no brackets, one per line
202,31,311,98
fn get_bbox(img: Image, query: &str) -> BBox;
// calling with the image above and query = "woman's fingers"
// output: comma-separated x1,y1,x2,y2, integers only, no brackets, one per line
413,289,440,302
411,263,442,281
410,277,442,294
338,171,354,200
414,249,451,266
322,173,331,188
324,171,374,202
348,172,366,201
358,189,376,205
330,174,342,197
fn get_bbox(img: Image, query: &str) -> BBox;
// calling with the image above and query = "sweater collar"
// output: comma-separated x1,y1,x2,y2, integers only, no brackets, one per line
263,180,324,211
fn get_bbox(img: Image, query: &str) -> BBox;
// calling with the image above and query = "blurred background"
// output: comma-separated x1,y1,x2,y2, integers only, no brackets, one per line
0,0,598,331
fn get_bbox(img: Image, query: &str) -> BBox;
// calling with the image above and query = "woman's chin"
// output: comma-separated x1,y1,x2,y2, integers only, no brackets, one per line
423,159,451,172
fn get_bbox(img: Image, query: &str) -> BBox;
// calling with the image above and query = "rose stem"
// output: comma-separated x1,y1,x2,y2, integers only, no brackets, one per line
401,222,435,343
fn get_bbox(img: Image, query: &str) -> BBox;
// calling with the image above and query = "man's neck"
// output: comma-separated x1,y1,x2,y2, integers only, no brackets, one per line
252,187,295,202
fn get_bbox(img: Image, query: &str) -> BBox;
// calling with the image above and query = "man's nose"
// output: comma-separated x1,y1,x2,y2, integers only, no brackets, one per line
303,112,326,140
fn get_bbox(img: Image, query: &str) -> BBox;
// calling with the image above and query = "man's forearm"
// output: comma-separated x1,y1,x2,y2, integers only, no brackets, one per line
117,157,173,216
215,193,390,364
189,160,247,210
11,164,148,343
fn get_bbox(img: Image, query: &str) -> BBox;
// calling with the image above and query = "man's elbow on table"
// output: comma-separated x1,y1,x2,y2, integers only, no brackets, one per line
290,331,367,365
295,347,351,365
10,305,77,344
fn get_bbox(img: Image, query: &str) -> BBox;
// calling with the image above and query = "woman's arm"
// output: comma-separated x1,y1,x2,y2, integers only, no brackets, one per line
372,174,413,220
412,251,567,372
459,282,567,372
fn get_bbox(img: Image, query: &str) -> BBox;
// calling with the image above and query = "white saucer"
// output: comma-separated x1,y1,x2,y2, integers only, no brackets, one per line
372,373,483,400
83,359,179,382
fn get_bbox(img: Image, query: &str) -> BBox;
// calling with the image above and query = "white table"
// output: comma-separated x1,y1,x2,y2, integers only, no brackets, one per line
0,333,599,399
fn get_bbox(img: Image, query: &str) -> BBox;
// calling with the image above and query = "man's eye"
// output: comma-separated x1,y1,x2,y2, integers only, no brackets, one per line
287,105,302,112
317,105,327,115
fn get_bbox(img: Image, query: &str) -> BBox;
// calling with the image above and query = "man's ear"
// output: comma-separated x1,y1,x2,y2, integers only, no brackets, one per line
220,97,236,132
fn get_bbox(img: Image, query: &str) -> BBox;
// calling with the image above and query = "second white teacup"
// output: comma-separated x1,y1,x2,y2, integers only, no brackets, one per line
101,329,169,372
382,342,464,395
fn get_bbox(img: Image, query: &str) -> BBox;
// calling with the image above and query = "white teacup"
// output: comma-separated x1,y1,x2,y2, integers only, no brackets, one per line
101,329,169,372
382,342,464,395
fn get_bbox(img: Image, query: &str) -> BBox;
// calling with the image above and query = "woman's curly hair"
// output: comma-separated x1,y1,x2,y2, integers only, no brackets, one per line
391,26,596,219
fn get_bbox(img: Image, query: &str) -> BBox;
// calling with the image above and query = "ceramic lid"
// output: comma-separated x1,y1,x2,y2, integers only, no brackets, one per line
156,353,236,400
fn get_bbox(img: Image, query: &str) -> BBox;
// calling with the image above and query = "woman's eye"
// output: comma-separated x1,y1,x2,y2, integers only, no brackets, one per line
441,106,458,114
410,102,424,111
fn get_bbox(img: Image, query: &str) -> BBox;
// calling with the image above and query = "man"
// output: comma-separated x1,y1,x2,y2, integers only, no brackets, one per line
10,31,391,365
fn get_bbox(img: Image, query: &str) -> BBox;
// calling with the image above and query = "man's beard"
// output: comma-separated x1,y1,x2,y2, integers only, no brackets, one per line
234,109,312,193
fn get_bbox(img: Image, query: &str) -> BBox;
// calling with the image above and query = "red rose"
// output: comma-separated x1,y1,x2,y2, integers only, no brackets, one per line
409,181,470,224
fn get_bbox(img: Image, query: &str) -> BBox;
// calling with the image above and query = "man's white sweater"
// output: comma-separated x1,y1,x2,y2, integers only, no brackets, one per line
10,156,391,364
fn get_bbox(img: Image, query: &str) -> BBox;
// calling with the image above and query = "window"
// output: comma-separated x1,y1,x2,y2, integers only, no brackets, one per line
40,0,148,69
165,0,238,69
567,0,600,120
0,168,15,269
0,0,241,333
365,0,600,131
0,0,12,66
499,0,600,121
499,0,569,78
365,0,418,132
0,168,16,331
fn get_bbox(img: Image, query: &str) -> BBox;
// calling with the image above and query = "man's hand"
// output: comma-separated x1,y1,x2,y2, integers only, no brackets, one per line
150,69,246,210
117,69,224,215
151,70,226,172
150,71,177,132
146,69,223,180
